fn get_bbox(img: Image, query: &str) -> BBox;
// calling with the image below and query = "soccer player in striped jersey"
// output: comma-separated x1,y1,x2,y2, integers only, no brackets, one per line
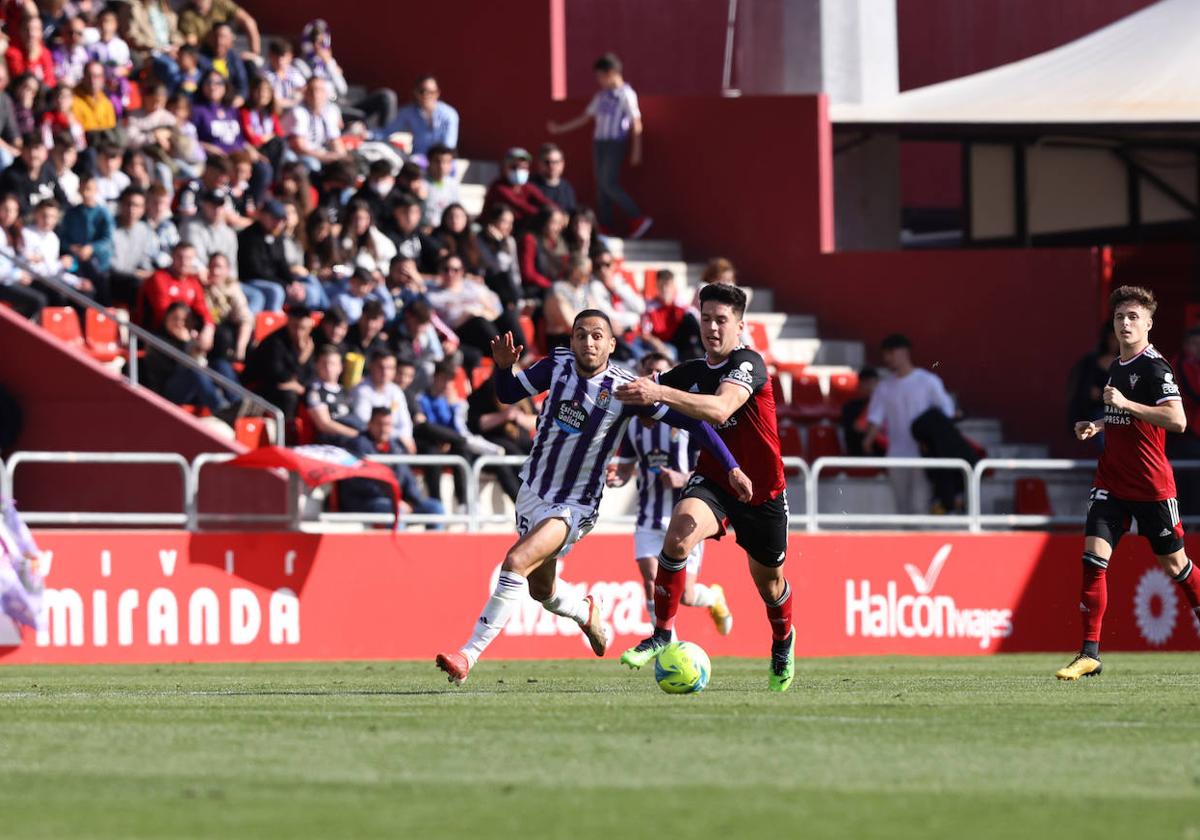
435,311,751,685
609,353,733,634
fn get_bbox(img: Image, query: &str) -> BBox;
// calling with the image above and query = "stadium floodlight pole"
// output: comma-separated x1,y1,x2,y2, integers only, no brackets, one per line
6,250,286,445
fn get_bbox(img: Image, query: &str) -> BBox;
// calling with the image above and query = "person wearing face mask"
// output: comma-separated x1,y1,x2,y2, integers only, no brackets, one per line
482,146,555,231
351,158,395,226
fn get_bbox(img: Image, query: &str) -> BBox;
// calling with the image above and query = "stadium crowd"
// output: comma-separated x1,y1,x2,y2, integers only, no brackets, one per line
0,2,716,515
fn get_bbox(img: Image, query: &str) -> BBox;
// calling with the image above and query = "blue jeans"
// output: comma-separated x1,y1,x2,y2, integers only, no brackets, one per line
242,279,286,312
163,365,228,412
593,138,640,227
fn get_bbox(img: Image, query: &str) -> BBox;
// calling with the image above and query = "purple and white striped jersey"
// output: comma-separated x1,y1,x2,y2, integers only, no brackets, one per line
509,348,668,509
586,84,641,142
617,422,697,530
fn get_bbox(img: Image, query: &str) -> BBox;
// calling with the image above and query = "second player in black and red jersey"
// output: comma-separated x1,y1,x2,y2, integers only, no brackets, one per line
613,282,796,691
1057,285,1200,681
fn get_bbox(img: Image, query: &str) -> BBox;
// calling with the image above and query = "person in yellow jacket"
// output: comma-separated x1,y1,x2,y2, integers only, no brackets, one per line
70,61,117,133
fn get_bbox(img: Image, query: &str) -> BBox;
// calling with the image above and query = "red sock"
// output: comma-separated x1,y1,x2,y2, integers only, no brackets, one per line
765,581,793,641
653,552,687,632
1173,559,1200,613
1081,553,1108,643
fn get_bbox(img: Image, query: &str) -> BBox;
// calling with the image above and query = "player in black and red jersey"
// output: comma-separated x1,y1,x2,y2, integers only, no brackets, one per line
614,283,796,691
1057,285,1200,680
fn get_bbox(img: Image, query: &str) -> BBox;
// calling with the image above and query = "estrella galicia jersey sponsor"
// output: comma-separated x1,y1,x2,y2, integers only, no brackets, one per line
658,346,785,505
1095,344,1181,501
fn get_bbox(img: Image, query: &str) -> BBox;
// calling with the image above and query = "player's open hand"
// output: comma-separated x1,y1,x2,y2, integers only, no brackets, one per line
1075,420,1100,441
729,468,753,503
615,376,660,406
1102,385,1127,411
491,331,523,368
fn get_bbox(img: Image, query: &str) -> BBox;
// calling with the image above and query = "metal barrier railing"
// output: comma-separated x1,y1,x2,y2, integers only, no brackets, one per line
806,456,976,532
315,454,477,528
5,451,191,526
6,449,1200,533
5,249,286,444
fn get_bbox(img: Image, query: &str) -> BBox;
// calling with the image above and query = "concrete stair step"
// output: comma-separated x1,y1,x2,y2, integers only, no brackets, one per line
772,338,865,368
459,159,499,185
606,238,683,262
459,183,486,218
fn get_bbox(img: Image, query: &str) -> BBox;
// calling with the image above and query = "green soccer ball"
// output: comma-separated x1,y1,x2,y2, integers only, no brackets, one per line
654,641,711,694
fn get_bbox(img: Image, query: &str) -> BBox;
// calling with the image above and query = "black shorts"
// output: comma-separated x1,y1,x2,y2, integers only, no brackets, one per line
1085,488,1185,555
682,475,789,566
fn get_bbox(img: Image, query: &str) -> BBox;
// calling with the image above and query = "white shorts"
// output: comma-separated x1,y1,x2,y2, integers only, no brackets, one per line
514,484,598,559
634,526,703,574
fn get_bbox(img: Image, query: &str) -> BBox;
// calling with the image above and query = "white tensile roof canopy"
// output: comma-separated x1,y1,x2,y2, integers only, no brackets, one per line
832,0,1200,129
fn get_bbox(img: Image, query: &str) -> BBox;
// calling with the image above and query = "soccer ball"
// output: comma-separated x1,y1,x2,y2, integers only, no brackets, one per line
654,641,711,694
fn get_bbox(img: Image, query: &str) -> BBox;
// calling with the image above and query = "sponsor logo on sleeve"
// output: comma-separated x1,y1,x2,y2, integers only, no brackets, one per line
725,361,755,387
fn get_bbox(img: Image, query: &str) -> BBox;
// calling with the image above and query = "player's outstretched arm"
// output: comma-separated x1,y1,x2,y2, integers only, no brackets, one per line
615,378,749,425
491,332,553,405
655,407,753,502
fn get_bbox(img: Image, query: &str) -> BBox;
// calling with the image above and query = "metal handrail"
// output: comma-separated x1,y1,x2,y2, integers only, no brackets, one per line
6,451,190,525
806,456,976,532
315,454,477,528
188,452,295,530
9,250,286,444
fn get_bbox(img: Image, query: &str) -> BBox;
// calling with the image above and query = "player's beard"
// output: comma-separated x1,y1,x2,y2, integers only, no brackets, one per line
575,354,607,378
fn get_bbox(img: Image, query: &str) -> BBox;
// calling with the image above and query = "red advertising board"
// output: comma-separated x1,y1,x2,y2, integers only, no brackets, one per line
1,531,1197,665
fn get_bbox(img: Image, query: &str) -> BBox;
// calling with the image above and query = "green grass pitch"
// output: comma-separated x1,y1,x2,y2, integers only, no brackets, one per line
1,655,1198,839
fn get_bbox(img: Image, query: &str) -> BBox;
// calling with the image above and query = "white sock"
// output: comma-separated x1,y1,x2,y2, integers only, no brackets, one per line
461,570,527,666
688,583,717,609
540,583,590,624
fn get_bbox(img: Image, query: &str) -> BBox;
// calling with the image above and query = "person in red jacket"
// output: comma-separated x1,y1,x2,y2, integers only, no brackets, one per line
5,15,55,87
137,241,213,337
482,147,554,229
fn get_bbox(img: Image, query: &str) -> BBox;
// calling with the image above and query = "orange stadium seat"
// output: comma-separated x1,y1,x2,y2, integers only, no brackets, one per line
453,366,470,399
84,308,122,363
471,358,495,390
642,269,659,300
42,307,85,349
235,417,268,449
745,321,771,359
518,314,539,354
255,311,286,344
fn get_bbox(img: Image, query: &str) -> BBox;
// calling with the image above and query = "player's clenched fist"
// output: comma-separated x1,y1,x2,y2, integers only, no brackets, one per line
1102,385,1128,411
490,331,523,368
1074,420,1100,441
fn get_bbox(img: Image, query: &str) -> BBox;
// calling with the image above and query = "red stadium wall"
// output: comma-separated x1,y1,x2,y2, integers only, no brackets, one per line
4,531,1196,664
0,307,285,520
785,248,1103,451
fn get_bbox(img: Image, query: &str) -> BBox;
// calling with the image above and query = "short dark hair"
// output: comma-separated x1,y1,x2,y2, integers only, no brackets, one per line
639,351,671,370
369,406,392,421
361,299,386,320
427,143,454,160
858,366,879,381
697,282,747,319
881,333,912,351
316,344,342,360
656,268,675,284
321,305,349,328
433,359,458,379
369,350,397,366
267,37,292,57
593,52,622,74
538,142,562,159
1110,284,1157,315
119,185,146,203
573,309,613,332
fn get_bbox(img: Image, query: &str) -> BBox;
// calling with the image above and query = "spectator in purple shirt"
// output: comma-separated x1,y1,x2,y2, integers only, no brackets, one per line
191,70,270,203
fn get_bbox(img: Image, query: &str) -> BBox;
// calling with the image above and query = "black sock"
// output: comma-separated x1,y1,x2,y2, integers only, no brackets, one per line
652,627,672,643
1081,640,1100,658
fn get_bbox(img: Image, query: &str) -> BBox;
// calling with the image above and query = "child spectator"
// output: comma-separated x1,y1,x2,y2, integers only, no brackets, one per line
92,143,130,211
264,37,305,110
173,44,202,97
332,266,396,325
548,52,652,238
283,76,346,173
47,131,79,205
304,345,365,445
166,92,204,177
126,81,176,148
59,174,114,302
86,7,132,114
531,142,577,214
239,75,284,173
423,144,459,228
41,83,87,150
21,199,89,294
145,183,179,268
